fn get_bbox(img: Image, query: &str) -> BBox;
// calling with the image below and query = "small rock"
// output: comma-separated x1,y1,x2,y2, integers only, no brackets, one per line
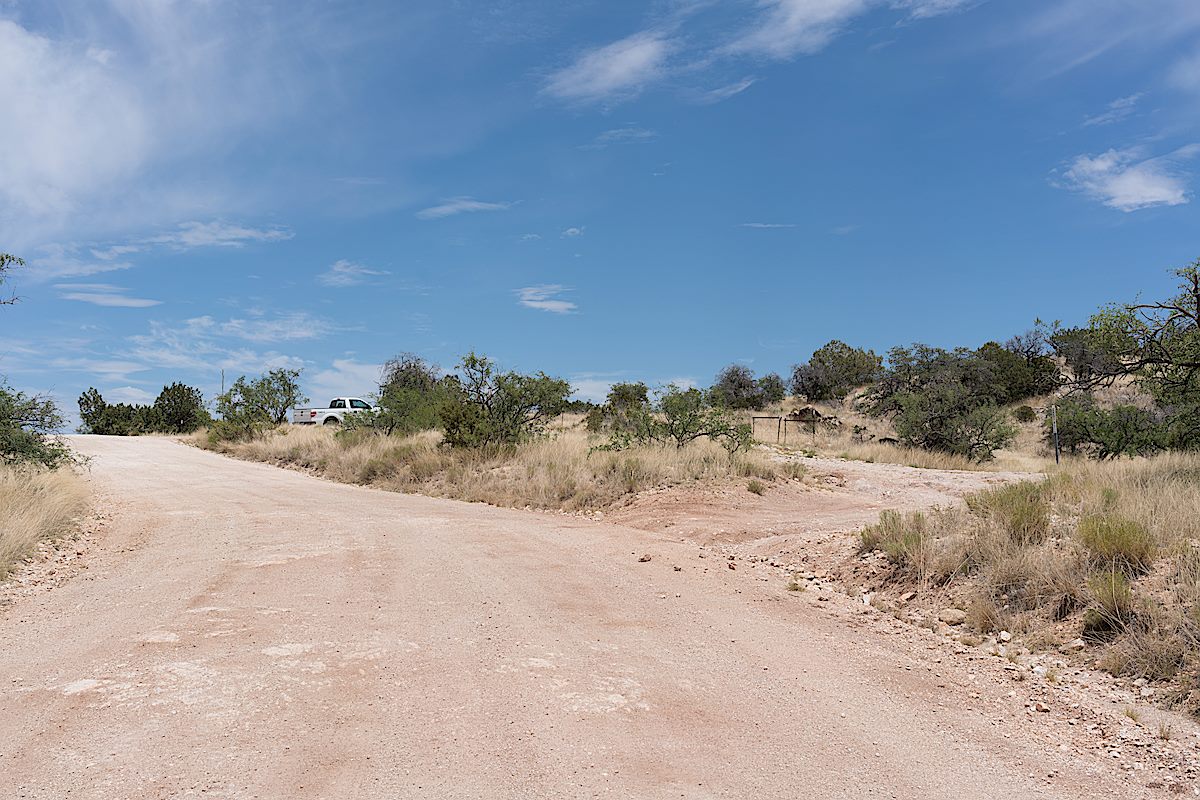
899,591,917,603
673,565,682,572
999,630,1012,643
637,554,652,563
1034,701,1050,713
727,562,736,571
1064,638,1086,652
818,593,831,602
938,608,967,626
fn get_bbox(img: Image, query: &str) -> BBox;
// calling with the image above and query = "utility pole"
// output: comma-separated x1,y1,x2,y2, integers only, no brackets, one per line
1052,404,1061,465
221,369,225,396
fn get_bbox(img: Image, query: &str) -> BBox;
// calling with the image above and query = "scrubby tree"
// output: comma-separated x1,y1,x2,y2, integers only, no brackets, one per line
711,364,763,410
0,252,23,305
599,384,753,456
255,368,306,424
864,344,1017,461
439,353,572,448
757,373,786,407
1047,395,1166,459
791,340,882,402
361,355,447,436
153,382,209,433
0,382,72,467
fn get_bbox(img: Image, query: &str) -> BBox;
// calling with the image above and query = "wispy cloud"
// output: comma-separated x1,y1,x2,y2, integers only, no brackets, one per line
890,0,975,20
55,282,162,308
586,127,658,148
1083,94,1142,127
185,312,338,343
516,285,577,314
740,222,795,229
832,224,859,235
144,221,293,248
308,359,383,401
545,31,674,103
318,259,389,287
106,385,156,404
561,226,585,237
415,196,513,220
723,0,873,60
519,233,542,241
1059,145,1200,211
697,77,757,104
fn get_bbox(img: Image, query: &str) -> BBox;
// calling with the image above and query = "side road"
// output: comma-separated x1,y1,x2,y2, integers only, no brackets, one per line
0,436,1160,799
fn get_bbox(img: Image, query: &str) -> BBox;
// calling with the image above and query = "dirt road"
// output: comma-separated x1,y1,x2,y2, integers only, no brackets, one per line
0,437,1156,798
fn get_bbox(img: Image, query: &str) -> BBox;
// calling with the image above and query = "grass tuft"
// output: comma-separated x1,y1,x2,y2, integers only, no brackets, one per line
0,466,89,581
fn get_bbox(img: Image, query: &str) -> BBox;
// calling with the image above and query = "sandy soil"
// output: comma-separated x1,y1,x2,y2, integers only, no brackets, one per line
0,437,1189,798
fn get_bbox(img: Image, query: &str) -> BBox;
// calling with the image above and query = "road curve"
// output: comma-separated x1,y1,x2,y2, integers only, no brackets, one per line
1,436,1132,799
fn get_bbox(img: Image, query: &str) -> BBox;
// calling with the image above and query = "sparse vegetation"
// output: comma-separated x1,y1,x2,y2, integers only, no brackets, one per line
859,451,1200,715
194,421,781,512
0,464,89,580
79,383,210,436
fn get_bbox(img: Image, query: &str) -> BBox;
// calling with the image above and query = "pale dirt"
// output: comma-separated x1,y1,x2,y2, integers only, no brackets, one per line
0,437,1185,799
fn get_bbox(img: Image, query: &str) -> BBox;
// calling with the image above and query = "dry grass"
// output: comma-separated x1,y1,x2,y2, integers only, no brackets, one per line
0,466,90,581
859,451,1200,713
750,398,1053,472
194,421,783,513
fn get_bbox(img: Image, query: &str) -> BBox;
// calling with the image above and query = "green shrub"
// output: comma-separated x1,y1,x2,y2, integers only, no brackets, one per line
747,479,766,495
1078,514,1156,574
0,383,73,468
1014,405,1036,423
791,340,882,402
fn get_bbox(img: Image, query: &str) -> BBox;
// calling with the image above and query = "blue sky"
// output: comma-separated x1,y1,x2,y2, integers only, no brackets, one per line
2,0,1198,413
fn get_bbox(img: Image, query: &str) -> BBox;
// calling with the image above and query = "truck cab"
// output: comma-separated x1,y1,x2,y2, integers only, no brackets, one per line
292,397,374,425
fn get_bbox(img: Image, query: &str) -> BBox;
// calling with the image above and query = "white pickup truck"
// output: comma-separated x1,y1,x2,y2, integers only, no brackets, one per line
291,397,375,425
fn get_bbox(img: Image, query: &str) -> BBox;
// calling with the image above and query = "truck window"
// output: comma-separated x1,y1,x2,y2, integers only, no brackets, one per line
329,399,345,409
350,399,371,409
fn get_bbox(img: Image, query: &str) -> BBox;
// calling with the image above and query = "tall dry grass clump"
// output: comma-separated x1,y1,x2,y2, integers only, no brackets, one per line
195,422,782,512
0,466,90,580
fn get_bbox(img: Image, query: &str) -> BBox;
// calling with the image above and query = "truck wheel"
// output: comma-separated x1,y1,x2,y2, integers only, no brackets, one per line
323,417,341,426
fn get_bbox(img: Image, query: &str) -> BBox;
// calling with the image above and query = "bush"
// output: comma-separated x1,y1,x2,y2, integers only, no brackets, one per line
1049,395,1168,459
1014,405,1036,423
597,385,753,457
791,340,881,402
711,364,763,410
757,373,786,406
1083,570,1135,638
892,391,1015,462
1078,514,1156,574
966,481,1051,545
0,384,72,468
440,353,571,448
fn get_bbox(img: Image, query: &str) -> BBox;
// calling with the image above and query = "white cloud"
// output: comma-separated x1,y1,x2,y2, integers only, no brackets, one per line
185,312,337,343
319,259,389,287
144,221,293,248
698,77,757,104
545,31,674,103
740,222,796,229
105,385,156,404
415,197,513,220
517,285,577,314
308,359,384,402
723,0,873,60
570,377,616,404
561,226,585,237
28,243,136,280
890,0,974,19
127,319,306,376
519,233,543,241
1060,145,1200,211
55,283,162,308
0,6,327,245
49,358,151,382
1083,94,1142,127
589,127,658,147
